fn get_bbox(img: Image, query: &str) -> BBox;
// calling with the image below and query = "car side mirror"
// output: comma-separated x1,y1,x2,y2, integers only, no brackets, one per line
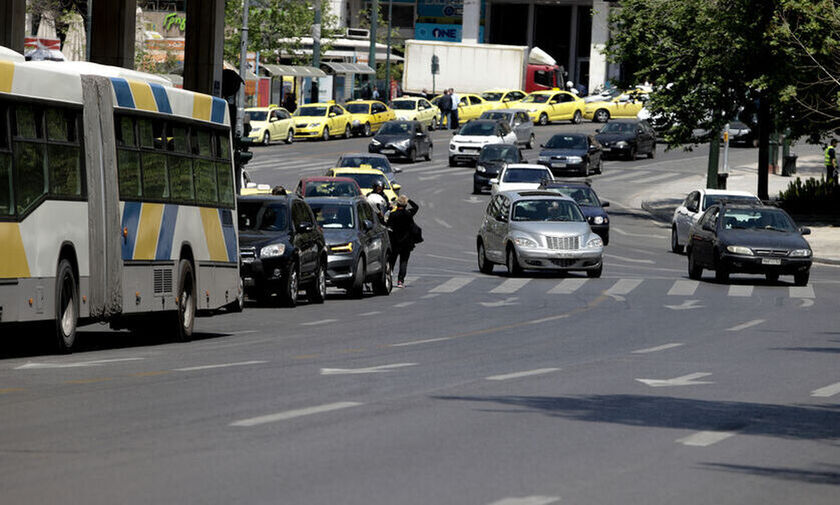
363,219,374,231
595,129,600,133
503,98,510,102
269,117,278,122
800,227,811,235
490,178,499,184
392,183,402,193
393,167,403,173
452,130,458,135
297,222,314,233
601,201,610,207
329,112,336,117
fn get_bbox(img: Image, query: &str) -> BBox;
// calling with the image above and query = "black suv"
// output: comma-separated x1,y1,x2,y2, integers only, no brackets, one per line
237,195,328,307
473,143,526,194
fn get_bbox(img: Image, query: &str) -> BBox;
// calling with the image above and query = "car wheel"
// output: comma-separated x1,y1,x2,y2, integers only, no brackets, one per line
765,271,780,283
586,264,603,278
671,226,684,253
430,117,438,130
477,241,494,274
285,129,294,144
602,231,610,246
373,258,393,295
472,184,482,195
687,249,702,280
794,270,810,286
408,147,417,163
505,246,523,276
626,146,637,161
262,131,270,146
714,257,729,283
348,256,366,298
572,110,582,124
648,143,656,159
344,124,351,139
230,277,244,312
527,134,535,150
54,259,79,353
363,123,371,136
281,261,299,307
322,127,330,141
174,259,195,341
594,109,610,123
449,156,457,167
425,144,433,161
539,113,548,126
306,261,327,304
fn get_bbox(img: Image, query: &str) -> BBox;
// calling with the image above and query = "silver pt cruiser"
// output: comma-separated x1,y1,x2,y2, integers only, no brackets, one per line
476,191,604,277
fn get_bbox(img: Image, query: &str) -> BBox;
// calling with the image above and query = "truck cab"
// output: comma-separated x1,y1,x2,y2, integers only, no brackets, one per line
526,64,562,93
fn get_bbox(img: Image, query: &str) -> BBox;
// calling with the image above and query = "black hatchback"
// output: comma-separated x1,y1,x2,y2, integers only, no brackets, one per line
368,120,433,162
473,144,526,194
594,119,656,160
237,195,328,306
539,180,611,244
538,133,602,177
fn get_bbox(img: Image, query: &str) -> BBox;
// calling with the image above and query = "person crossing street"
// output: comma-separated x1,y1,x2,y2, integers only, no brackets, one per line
386,195,421,288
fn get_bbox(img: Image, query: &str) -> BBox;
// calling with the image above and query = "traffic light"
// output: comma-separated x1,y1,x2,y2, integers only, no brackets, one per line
233,134,253,169
431,54,440,75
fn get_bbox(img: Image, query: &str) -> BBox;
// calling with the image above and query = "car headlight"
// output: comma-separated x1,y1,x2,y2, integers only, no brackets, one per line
260,243,286,258
567,156,583,163
789,249,812,257
513,236,539,248
586,236,603,248
310,122,321,127
726,245,754,255
371,139,381,146
538,155,549,162
591,216,606,225
476,164,486,173
616,141,629,147
330,242,354,253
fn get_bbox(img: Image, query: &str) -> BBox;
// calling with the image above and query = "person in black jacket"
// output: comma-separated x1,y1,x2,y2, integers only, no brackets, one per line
386,195,420,287
438,89,451,128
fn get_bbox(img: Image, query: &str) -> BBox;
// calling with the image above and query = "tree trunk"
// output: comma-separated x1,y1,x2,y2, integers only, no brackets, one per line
757,96,770,200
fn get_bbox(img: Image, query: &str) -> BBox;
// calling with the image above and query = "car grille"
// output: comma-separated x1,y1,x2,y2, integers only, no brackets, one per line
240,246,257,260
545,235,580,250
753,248,789,257
459,146,480,153
551,156,574,162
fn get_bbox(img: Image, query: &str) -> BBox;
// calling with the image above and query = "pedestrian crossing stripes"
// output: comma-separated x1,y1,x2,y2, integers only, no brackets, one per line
667,280,699,296
547,278,587,294
728,285,753,297
603,170,651,182
490,278,531,294
606,278,644,296
430,276,475,293
632,172,683,185
789,285,815,298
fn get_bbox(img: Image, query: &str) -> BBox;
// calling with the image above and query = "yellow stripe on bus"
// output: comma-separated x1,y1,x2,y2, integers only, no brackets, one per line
128,80,157,112
0,61,14,93
0,223,31,278
134,203,164,260
199,207,228,262
192,94,212,122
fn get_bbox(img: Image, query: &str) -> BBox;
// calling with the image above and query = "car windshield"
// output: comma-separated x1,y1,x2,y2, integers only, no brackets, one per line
481,112,510,122
391,100,416,110
294,106,327,117
502,168,549,183
245,110,268,122
345,103,370,114
460,122,496,136
600,122,637,133
481,92,503,102
304,181,360,198
378,122,412,135
703,194,760,210
545,135,588,149
342,172,389,189
338,156,392,173
309,203,354,229
544,186,601,206
522,94,550,104
721,209,797,232
480,144,520,163
238,202,289,232
512,199,585,222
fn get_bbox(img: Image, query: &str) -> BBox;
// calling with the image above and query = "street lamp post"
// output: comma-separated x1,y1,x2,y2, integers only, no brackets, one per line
311,0,322,104
369,0,379,90
385,0,392,100
237,0,250,137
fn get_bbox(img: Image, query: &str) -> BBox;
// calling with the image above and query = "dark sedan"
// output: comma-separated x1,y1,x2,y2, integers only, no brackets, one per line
473,144,526,194
686,203,812,285
307,196,393,297
539,180,611,244
537,133,602,177
368,120,433,162
595,119,656,160
237,195,328,306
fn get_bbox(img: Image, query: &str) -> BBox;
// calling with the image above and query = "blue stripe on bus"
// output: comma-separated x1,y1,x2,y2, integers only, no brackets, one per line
111,78,136,109
155,204,179,260
219,208,237,263
211,97,227,124
149,83,173,114
121,201,142,260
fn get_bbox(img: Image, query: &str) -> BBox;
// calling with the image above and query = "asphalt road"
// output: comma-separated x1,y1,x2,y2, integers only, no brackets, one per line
2,121,839,504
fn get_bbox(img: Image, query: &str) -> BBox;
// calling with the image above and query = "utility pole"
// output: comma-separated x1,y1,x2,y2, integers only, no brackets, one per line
706,135,720,189
369,0,379,87
237,0,250,137
385,0,392,100
311,0,322,104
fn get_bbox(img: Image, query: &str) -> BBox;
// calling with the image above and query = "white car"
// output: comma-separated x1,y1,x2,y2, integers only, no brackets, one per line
671,189,761,252
449,119,518,166
490,164,554,195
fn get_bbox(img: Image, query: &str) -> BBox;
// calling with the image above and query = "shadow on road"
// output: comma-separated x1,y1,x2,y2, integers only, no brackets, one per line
771,346,840,354
701,463,840,486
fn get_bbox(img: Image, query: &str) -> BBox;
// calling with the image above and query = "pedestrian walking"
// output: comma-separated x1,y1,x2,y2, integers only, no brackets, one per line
372,86,381,100
438,89,452,128
825,139,838,182
449,88,460,130
386,195,421,287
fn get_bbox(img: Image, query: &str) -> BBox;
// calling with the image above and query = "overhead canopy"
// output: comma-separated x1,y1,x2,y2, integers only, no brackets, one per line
262,64,326,78
320,62,375,75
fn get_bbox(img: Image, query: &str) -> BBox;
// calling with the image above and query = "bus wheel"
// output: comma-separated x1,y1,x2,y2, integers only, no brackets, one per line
175,259,195,341
55,259,78,353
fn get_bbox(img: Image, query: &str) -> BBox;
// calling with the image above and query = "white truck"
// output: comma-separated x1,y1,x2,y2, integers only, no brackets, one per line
401,40,562,95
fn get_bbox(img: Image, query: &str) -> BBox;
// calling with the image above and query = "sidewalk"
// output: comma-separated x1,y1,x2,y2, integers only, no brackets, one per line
637,145,840,264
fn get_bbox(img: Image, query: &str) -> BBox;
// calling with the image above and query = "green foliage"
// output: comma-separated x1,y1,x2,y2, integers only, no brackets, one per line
778,176,840,214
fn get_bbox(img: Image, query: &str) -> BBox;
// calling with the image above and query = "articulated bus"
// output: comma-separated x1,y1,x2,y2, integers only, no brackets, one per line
0,50,241,351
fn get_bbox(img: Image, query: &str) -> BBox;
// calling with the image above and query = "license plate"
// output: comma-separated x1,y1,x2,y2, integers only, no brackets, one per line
243,277,256,287
552,162,566,168
762,258,781,265
602,147,611,152
241,257,254,264
381,149,396,154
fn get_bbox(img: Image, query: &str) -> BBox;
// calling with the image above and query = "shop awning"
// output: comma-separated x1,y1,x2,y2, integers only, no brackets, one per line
261,64,327,78
320,62,375,75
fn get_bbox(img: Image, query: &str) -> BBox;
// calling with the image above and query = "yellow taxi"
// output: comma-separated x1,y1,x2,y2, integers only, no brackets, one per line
480,89,527,109
246,105,295,145
344,100,397,136
431,93,493,126
583,90,648,123
519,90,585,126
292,101,353,141
324,166,401,202
390,96,441,130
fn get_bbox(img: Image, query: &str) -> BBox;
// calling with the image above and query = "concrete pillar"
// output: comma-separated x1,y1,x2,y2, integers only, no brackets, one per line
462,0,481,44
568,4,579,85
588,0,610,93
0,0,26,54
526,1,535,48
183,0,224,97
329,0,347,28
90,0,136,69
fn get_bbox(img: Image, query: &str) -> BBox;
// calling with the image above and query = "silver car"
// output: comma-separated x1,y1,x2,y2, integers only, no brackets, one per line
480,109,536,149
476,191,604,277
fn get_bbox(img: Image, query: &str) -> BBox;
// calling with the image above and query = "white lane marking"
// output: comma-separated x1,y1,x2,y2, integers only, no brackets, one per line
811,382,840,397
301,319,338,326
529,314,569,325
611,227,667,239
486,368,561,381
726,319,765,332
800,299,815,308
677,431,736,447
728,285,753,297
604,254,656,265
486,496,560,505
391,337,452,347
173,360,268,372
320,363,417,375
421,293,440,299
636,372,714,387
632,343,684,354
789,286,815,298
230,401,364,427
605,278,644,296
547,278,587,294
490,278,531,294
664,299,703,310
434,218,453,229
359,311,382,316
430,276,475,293
607,170,651,182
229,330,258,335
631,172,681,185
480,297,519,307
667,280,699,296
393,301,415,308
15,357,145,370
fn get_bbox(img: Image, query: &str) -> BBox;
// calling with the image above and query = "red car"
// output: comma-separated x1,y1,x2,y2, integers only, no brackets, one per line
295,176,363,199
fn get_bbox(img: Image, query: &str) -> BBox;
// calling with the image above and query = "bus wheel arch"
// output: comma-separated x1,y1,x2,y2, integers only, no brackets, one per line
174,245,196,342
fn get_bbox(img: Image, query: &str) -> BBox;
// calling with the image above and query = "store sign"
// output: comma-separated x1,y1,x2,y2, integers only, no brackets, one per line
415,23,484,42
163,13,186,32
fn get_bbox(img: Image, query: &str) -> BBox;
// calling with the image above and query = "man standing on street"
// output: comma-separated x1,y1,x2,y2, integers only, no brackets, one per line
438,89,451,128
449,88,460,130
825,139,838,182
